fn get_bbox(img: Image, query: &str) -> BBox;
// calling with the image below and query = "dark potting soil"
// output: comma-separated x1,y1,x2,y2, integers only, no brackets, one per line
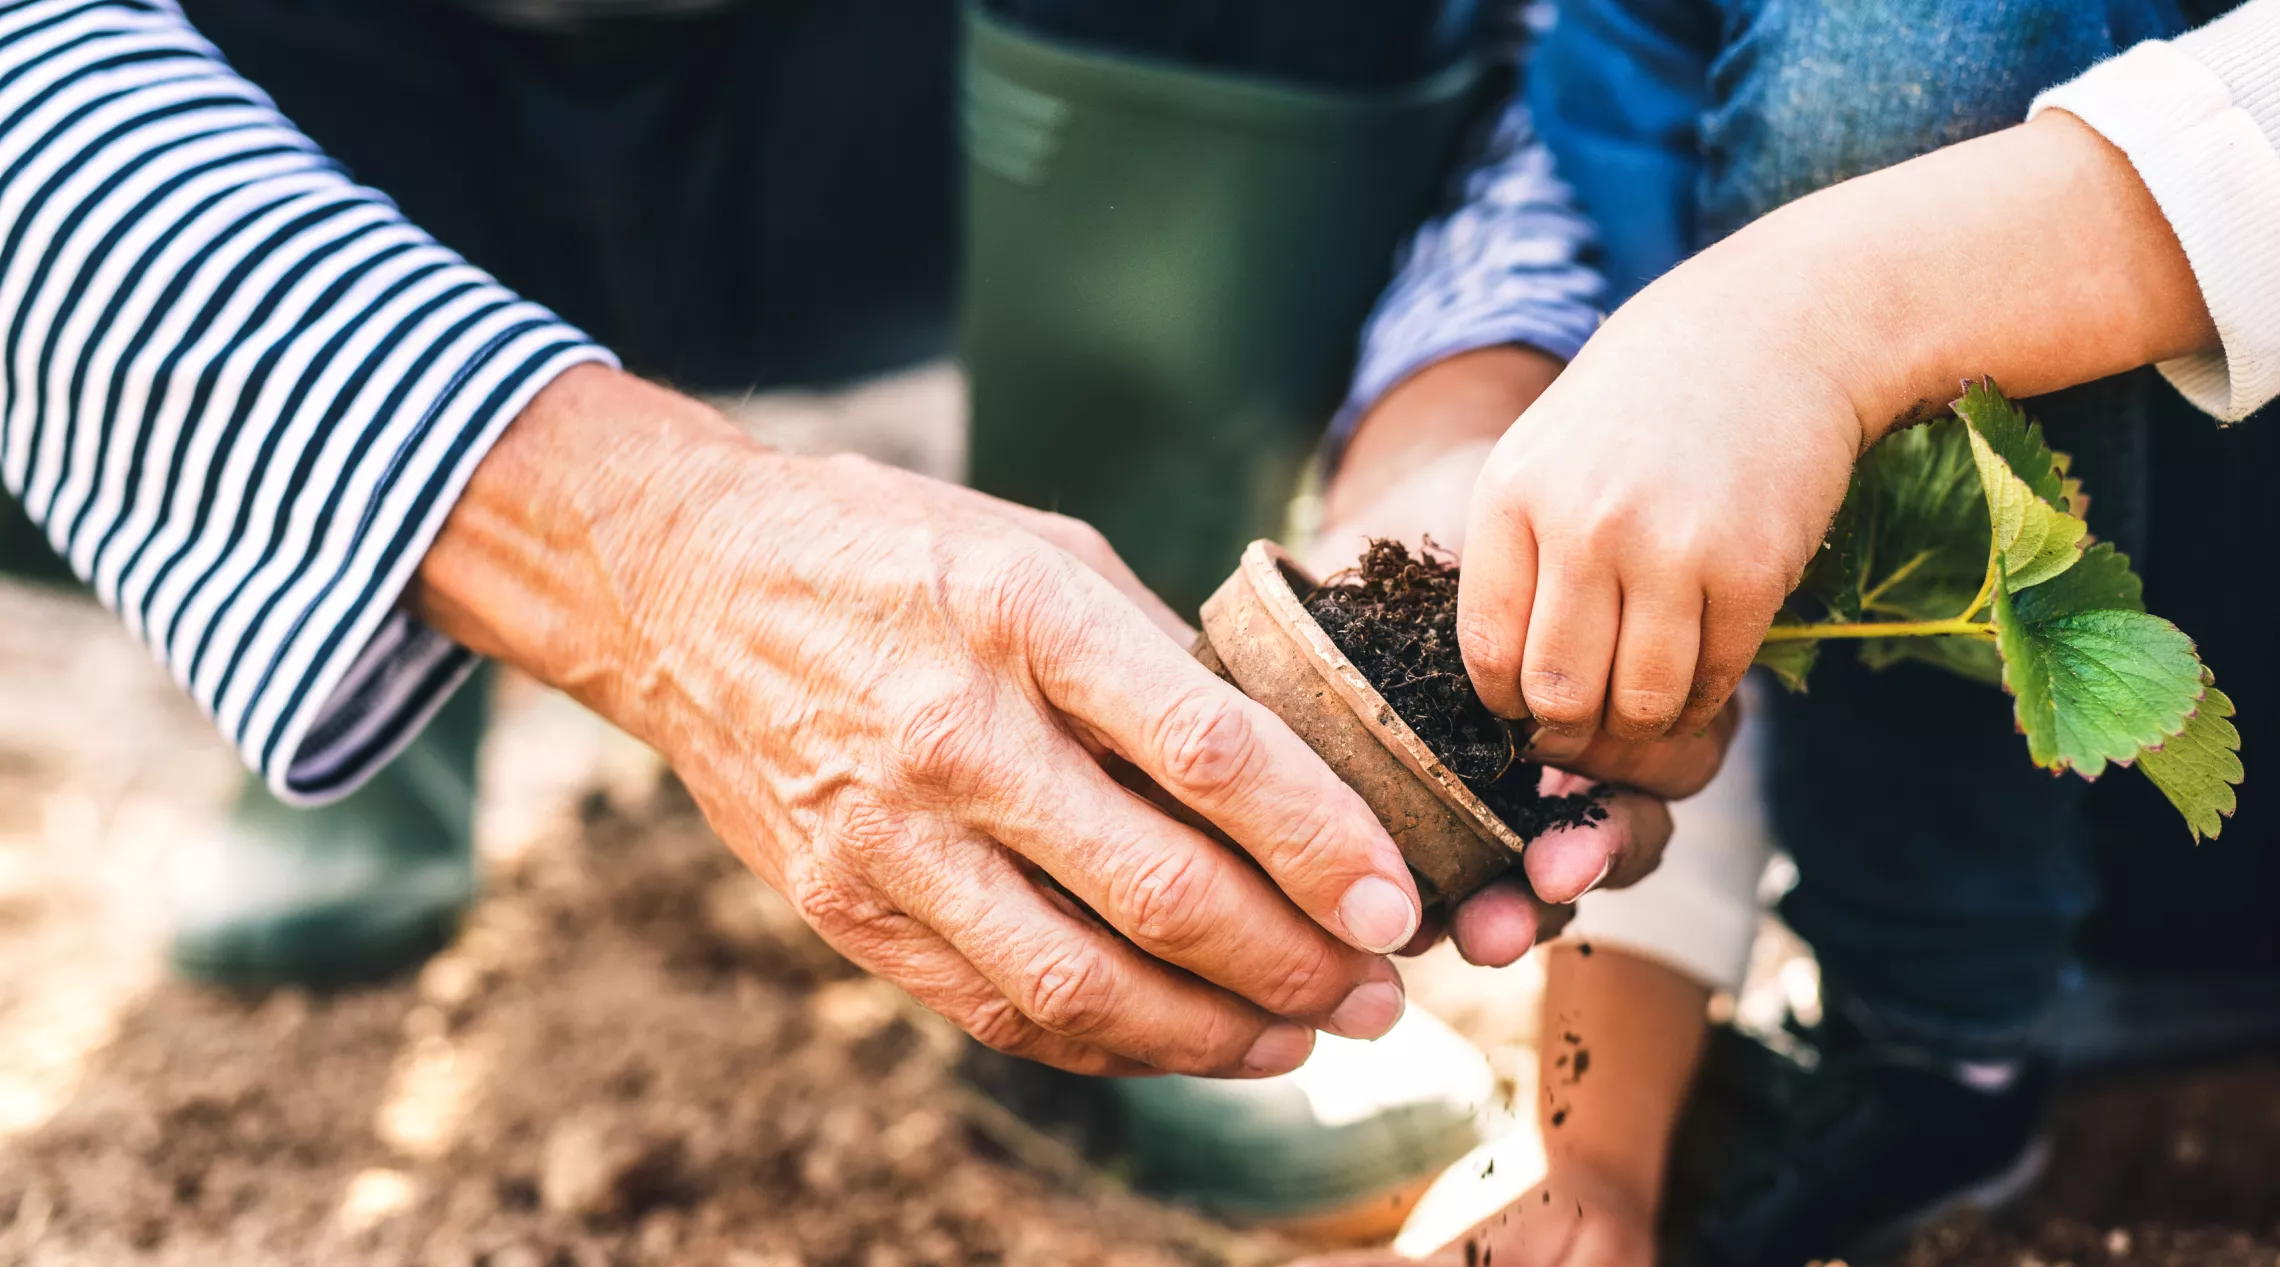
1303,539,1605,842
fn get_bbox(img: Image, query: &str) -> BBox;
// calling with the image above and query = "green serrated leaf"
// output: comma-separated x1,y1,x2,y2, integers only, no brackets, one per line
1795,481,1868,623
1951,379,2071,509
1754,617,1820,692
1963,423,2087,593
2138,676,2242,842
1851,419,1989,623
1771,378,2241,839
1993,558,2204,779
2049,448,2090,522
2012,542,2143,617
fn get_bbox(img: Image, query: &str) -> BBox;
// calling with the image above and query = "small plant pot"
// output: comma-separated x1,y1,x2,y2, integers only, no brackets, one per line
1192,540,1523,908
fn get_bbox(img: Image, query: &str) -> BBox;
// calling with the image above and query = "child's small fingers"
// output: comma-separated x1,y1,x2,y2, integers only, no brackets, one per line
1604,581,1703,742
1456,501,1539,719
1517,550,1619,738
1672,578,1786,735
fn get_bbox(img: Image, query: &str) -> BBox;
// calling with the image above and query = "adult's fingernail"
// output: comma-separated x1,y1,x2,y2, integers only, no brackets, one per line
1325,980,1406,1040
1243,1023,1315,1076
1338,876,1419,954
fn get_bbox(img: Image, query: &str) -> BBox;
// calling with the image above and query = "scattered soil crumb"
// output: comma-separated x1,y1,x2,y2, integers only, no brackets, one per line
1303,540,1604,841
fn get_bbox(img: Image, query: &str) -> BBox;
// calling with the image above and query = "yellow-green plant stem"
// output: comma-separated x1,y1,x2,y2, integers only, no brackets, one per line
1957,539,2001,624
1760,617,1996,642
1768,540,2005,645
1857,549,1933,612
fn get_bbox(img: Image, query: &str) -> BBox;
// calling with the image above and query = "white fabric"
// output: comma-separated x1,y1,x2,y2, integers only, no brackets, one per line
1560,693,1775,994
2032,0,2280,421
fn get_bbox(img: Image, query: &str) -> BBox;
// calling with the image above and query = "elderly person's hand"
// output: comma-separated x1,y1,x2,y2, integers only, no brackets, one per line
1312,347,1738,968
415,365,1424,1078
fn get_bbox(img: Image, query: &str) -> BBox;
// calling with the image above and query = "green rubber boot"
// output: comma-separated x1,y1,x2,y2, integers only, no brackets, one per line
0,490,483,988
960,6,1486,612
166,668,487,989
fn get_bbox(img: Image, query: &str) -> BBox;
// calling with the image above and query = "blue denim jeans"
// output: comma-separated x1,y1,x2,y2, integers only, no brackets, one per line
1532,0,2219,1058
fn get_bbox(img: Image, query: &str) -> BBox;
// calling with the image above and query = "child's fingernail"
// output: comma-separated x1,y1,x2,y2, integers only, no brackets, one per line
1526,727,1589,762
1579,858,1615,897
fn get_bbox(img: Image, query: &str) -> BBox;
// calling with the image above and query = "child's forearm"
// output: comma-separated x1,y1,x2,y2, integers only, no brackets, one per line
1620,110,2216,451
1538,942,1711,1207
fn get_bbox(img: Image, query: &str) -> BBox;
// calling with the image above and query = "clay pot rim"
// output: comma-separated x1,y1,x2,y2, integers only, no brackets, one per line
1236,540,1526,857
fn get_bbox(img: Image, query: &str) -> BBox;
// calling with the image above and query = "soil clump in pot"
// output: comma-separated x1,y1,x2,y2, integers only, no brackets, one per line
1303,539,1605,841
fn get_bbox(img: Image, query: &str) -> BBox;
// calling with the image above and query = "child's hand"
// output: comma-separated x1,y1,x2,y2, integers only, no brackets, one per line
1312,347,1739,968
1456,258,1868,754
1460,109,2227,757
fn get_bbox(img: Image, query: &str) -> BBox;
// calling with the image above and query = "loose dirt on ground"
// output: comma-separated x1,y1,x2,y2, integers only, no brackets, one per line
0,574,2274,1267
0,579,1279,1267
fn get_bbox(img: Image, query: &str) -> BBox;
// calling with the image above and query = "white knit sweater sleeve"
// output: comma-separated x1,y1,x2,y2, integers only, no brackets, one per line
1558,694,1775,994
2031,0,2280,421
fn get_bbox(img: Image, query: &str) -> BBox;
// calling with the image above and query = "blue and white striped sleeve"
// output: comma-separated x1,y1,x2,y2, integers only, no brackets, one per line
1328,61,1605,462
0,0,615,804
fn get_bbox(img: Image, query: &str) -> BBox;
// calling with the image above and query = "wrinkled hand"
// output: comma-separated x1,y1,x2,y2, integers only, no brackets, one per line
1313,349,1739,968
423,367,1423,1078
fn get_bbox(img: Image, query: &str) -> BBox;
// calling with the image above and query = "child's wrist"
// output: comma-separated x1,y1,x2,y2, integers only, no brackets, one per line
1689,112,2216,445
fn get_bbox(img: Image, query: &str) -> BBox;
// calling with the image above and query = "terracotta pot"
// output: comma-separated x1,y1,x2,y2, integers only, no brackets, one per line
1192,540,1522,908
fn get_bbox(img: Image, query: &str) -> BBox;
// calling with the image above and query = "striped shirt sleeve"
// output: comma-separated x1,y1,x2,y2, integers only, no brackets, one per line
0,0,615,804
1327,7,1605,463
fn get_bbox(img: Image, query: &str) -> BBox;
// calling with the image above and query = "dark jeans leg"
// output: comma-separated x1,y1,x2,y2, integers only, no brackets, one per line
1696,0,2186,1057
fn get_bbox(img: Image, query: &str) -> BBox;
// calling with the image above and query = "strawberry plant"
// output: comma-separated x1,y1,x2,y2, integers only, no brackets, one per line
1753,380,2242,839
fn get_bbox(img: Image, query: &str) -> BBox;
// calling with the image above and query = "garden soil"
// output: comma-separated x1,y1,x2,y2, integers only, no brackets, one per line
0,579,2274,1267
1303,541,1602,842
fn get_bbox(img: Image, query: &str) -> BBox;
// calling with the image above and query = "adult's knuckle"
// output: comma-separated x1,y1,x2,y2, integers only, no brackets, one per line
961,994,1047,1056
1111,848,1218,956
789,868,893,949
1274,804,1354,882
1253,941,1345,1018
819,795,907,866
891,684,997,791
965,543,1073,640
1018,942,1120,1039
1150,687,1261,798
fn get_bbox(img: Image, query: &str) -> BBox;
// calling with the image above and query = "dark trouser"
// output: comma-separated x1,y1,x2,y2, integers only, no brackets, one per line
180,0,963,392
1536,0,2271,1058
